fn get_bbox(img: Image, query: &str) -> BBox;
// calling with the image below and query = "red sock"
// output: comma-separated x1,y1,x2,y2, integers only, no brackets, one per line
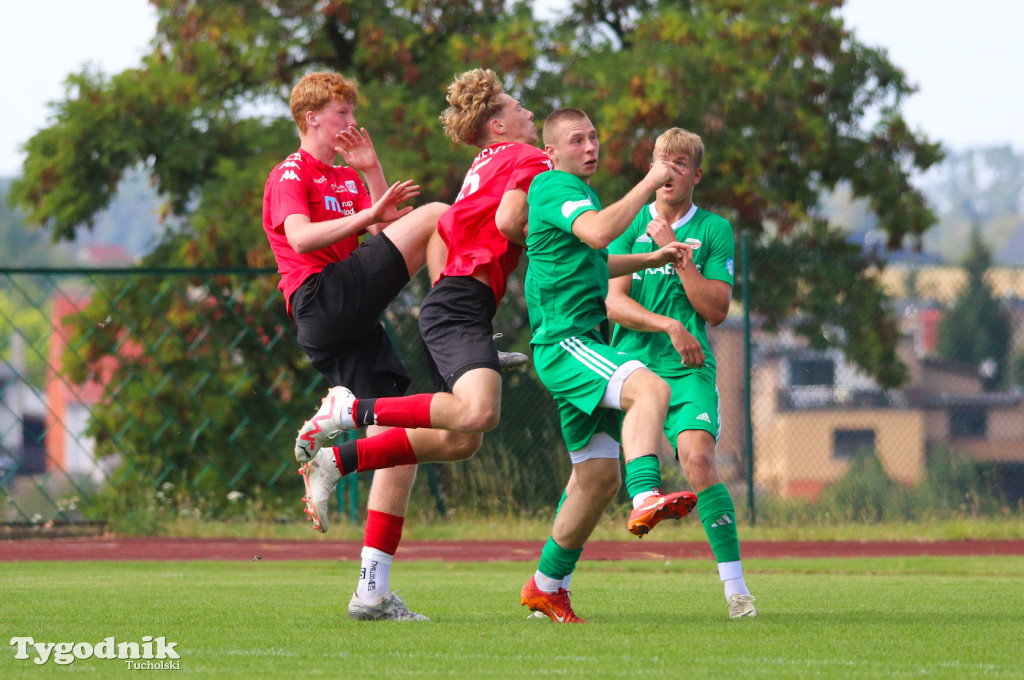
364,509,405,555
356,428,418,472
370,394,434,429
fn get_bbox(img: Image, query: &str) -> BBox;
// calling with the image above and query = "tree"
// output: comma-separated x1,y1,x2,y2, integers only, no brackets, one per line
9,1,540,254
7,1,553,511
6,0,942,508
530,0,943,387
936,227,1013,390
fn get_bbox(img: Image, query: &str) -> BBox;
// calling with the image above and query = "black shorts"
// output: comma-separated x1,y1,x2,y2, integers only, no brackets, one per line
291,233,411,398
418,275,499,391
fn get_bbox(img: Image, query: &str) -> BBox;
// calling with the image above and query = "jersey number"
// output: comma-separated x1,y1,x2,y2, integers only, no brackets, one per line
456,157,494,202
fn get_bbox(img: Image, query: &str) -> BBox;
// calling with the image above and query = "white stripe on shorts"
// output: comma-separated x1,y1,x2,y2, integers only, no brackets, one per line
559,336,617,379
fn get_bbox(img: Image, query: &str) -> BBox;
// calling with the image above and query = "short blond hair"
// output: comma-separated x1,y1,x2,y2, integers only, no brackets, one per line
541,108,590,146
440,69,506,146
289,72,359,135
654,127,704,167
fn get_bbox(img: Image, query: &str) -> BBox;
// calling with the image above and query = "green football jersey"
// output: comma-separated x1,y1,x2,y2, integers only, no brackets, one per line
525,170,608,345
608,203,735,377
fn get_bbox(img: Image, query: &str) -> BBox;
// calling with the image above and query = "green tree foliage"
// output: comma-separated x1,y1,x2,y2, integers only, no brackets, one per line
936,227,1014,389
532,0,942,387
59,271,314,510
7,1,549,510
9,1,540,255
7,0,942,507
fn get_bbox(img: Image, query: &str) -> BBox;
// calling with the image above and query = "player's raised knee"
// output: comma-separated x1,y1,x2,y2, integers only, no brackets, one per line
458,403,500,433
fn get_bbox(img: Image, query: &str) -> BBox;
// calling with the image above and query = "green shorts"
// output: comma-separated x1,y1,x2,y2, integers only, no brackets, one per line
532,331,643,452
663,370,721,446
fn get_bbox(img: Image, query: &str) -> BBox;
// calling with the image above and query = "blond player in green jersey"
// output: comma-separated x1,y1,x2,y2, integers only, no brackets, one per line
606,127,756,619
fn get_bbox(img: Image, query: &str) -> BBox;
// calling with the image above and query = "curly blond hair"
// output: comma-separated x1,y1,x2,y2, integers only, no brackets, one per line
654,127,704,168
440,69,506,147
290,72,359,135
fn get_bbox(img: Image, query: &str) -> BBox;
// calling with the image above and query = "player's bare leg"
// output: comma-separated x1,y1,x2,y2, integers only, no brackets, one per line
348,207,445,621
619,370,697,536
677,429,756,618
380,202,448,277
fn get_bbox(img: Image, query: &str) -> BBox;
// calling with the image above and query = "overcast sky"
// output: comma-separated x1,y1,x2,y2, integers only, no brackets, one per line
0,0,1021,178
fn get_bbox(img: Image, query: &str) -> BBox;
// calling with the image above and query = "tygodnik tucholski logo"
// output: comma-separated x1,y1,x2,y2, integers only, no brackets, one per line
10,636,181,669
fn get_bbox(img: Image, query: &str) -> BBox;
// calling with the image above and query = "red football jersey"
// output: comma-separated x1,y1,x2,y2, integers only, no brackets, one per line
437,142,551,303
262,148,372,316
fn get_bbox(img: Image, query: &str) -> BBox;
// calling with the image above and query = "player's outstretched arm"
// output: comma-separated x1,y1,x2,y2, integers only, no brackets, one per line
283,180,420,253
607,241,687,278
571,160,682,249
366,179,420,227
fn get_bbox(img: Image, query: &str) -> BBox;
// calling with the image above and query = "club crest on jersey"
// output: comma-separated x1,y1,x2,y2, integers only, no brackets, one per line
683,237,702,252
344,180,357,193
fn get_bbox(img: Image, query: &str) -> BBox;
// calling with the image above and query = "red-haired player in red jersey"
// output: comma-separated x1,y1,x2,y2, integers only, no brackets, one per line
294,70,551,594
264,71,449,621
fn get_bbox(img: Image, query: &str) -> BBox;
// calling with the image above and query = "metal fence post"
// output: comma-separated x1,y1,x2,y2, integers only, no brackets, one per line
742,230,755,524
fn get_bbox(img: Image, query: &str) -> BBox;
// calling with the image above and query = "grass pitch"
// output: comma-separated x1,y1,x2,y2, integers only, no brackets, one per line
2,556,1022,678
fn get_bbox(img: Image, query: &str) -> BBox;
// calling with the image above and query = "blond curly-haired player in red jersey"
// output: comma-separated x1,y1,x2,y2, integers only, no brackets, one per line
293,69,551,618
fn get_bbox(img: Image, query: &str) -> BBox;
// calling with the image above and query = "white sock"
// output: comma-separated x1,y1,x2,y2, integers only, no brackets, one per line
533,570,563,594
356,547,393,604
718,560,750,599
632,490,660,509
561,573,573,591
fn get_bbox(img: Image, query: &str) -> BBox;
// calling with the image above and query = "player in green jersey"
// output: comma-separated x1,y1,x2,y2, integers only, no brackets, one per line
519,108,695,623
606,127,756,619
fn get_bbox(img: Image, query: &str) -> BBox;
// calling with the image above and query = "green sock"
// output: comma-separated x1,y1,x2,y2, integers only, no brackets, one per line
549,487,569,532
537,536,583,580
555,487,569,516
697,483,741,564
624,455,662,499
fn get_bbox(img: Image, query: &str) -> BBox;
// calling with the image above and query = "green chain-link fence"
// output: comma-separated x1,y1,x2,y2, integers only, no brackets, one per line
739,254,1024,521
2,259,1022,533
0,266,571,532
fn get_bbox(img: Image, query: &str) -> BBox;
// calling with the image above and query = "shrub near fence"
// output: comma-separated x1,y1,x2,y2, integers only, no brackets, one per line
1,261,1022,533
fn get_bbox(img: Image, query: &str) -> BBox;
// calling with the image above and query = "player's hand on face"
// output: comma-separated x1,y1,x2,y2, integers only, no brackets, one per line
646,216,677,248
335,126,379,171
667,322,705,368
646,158,683,189
372,179,420,223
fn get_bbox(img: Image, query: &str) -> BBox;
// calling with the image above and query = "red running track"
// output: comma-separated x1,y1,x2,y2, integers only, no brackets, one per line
2,537,1023,562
